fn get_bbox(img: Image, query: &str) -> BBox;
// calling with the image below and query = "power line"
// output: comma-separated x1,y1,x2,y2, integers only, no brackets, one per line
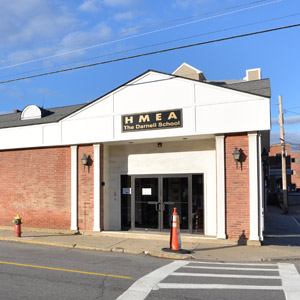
285,110,300,116
0,0,277,65
0,0,282,71
284,106,300,110
2,12,299,81
0,22,299,85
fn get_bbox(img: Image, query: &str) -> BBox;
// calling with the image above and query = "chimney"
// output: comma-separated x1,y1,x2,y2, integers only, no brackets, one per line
173,62,206,81
14,109,21,113
244,68,261,81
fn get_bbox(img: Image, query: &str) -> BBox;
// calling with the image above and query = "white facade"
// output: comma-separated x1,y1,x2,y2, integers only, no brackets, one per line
0,71,270,150
0,69,271,241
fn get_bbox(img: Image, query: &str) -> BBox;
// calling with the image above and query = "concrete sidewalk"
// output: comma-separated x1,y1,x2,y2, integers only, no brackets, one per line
1,205,300,262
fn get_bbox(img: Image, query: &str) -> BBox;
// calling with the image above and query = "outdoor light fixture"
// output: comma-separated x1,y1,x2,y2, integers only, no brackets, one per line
232,147,241,169
81,153,88,170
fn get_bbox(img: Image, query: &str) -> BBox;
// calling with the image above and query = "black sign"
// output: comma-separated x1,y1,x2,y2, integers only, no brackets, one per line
122,109,182,132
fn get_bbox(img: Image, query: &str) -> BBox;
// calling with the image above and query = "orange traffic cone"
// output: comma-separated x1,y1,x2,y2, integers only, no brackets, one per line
170,208,181,250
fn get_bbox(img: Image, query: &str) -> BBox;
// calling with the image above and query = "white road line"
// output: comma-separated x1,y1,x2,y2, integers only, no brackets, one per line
116,261,189,300
190,261,278,267
182,266,279,272
291,216,300,228
278,263,300,300
171,272,281,279
157,283,283,290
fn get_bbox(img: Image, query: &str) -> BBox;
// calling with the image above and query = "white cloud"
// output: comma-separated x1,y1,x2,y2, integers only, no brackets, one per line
0,0,77,50
103,0,137,7
0,111,12,115
114,11,136,22
272,115,300,126
78,0,137,12
271,131,300,151
60,22,112,46
78,0,102,13
172,0,209,9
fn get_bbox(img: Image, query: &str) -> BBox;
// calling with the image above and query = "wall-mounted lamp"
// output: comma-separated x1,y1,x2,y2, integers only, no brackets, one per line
81,153,89,171
232,147,241,169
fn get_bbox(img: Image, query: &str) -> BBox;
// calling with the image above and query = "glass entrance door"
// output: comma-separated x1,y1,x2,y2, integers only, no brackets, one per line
162,177,189,230
134,177,159,229
133,176,189,231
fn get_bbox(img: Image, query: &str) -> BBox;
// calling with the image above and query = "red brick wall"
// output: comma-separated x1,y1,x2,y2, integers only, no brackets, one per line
77,145,94,231
291,152,300,189
225,134,250,239
0,147,71,229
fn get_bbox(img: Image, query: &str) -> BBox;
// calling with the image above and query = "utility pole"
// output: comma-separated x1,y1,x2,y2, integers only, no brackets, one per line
279,95,288,213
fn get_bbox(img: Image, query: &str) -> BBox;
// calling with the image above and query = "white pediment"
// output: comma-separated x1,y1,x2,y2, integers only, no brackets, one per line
66,71,266,121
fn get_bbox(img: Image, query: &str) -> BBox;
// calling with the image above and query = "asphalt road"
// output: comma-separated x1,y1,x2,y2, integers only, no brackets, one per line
0,241,168,300
1,241,300,300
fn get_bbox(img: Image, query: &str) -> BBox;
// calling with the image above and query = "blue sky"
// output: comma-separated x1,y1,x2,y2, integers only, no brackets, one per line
0,0,300,149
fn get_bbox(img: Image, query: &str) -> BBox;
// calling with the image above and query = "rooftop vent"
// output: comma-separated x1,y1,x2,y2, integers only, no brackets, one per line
173,62,206,81
21,105,45,120
244,68,261,81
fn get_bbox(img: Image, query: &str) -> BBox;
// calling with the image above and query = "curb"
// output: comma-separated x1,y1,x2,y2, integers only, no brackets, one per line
2,237,300,262
0,237,193,260
262,256,300,262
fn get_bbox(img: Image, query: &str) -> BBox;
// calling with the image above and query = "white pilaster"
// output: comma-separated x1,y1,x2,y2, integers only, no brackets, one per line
71,145,78,230
248,133,259,241
258,134,264,241
93,144,101,232
215,135,226,239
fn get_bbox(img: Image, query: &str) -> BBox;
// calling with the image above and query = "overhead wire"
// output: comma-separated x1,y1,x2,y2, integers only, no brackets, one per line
0,0,282,71
1,11,299,80
0,22,299,85
1,11,298,80
0,0,277,65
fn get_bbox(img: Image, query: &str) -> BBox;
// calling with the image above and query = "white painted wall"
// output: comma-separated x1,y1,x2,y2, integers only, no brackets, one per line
107,139,217,236
103,144,110,231
0,71,270,151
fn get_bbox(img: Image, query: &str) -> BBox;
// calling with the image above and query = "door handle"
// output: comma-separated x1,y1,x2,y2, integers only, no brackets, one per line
156,202,161,212
148,202,160,211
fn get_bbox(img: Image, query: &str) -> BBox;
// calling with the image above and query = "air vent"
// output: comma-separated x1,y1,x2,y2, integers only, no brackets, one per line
244,68,261,81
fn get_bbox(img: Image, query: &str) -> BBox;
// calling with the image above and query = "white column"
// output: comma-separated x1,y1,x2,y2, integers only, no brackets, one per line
258,134,264,241
71,145,78,231
248,133,259,241
215,135,226,239
93,144,101,232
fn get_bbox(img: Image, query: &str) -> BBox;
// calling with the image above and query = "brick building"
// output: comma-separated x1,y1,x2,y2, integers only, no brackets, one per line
0,63,271,242
269,143,300,192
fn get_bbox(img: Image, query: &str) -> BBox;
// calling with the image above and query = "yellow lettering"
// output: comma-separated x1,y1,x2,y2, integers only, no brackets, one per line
139,114,150,122
168,112,177,120
156,113,162,121
125,116,133,124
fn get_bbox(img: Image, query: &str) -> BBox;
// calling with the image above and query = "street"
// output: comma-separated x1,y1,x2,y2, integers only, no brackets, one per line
0,241,167,300
1,241,300,300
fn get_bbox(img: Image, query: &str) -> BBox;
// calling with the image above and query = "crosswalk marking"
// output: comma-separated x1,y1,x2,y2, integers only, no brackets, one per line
278,263,300,300
117,260,189,300
156,283,283,290
182,265,279,271
190,261,278,267
118,260,300,300
171,272,281,279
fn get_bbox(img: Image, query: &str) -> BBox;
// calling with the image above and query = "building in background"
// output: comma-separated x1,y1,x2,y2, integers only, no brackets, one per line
269,143,300,192
0,63,271,242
